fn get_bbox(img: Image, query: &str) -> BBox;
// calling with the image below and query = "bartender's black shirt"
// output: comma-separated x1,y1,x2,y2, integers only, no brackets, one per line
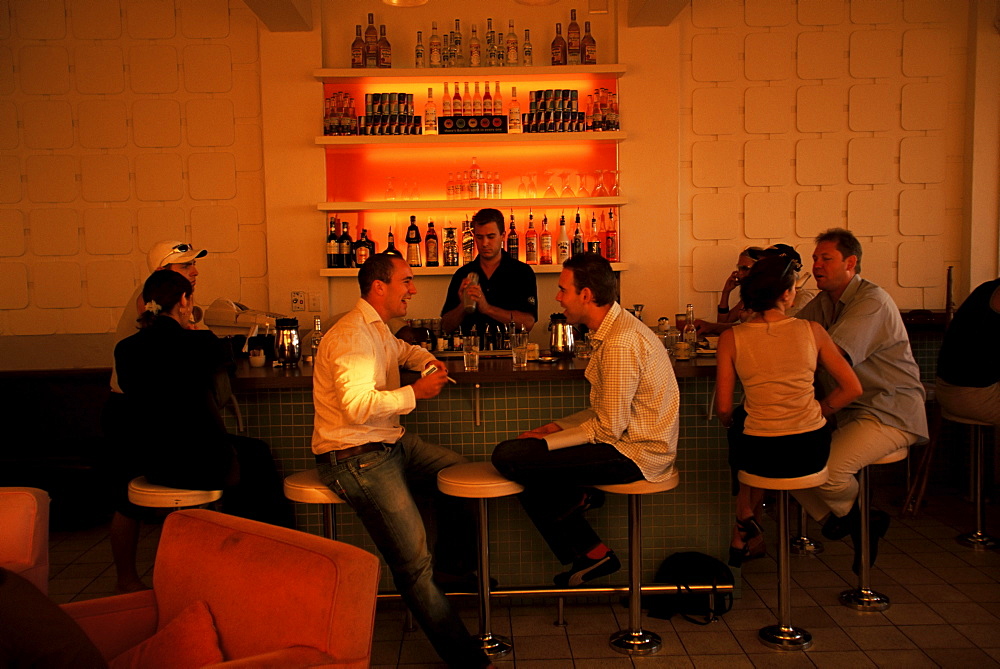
441,250,538,334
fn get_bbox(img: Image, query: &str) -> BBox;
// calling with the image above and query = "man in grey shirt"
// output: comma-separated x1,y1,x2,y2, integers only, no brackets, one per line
794,228,927,574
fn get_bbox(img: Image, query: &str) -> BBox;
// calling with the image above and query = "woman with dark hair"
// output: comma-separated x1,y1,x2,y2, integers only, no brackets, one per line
715,256,862,566
114,270,289,528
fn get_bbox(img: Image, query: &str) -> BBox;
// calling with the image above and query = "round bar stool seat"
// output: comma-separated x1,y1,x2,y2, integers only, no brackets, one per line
437,462,524,659
839,447,908,612
283,469,344,540
941,409,996,550
738,468,829,652
595,470,680,656
127,477,222,508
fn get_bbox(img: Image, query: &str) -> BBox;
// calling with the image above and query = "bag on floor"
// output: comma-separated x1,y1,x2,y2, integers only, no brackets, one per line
643,551,734,625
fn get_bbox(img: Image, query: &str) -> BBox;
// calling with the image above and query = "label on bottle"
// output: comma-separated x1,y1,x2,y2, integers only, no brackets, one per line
355,245,370,266
426,238,438,265
556,239,570,264
525,236,537,264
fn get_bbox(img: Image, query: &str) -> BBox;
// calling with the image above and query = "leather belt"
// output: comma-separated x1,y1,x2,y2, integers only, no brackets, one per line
317,442,391,464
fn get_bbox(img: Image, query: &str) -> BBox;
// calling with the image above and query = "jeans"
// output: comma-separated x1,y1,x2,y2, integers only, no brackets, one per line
492,438,643,564
317,432,489,669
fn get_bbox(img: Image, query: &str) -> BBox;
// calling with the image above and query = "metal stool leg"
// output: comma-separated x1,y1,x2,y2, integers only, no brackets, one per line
321,504,336,541
758,491,812,650
790,500,823,556
957,425,998,549
474,498,511,657
839,466,890,611
609,493,661,655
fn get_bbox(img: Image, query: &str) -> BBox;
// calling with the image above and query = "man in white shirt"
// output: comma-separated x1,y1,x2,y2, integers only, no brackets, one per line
312,254,491,669
492,253,680,587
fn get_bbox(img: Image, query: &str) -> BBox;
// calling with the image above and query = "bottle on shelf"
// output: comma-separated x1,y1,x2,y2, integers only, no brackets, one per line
587,211,602,255
508,86,521,133
604,209,619,262
567,9,581,66
581,21,597,65
441,34,451,68
351,25,364,68
445,171,455,199
540,215,553,264
507,210,519,261
452,81,462,116
525,211,538,265
429,21,442,68
482,81,493,115
461,217,475,264
462,82,473,115
377,25,391,68
683,304,698,346
571,211,585,257
469,24,482,67
385,227,402,257
354,229,375,266
464,273,479,312
423,87,437,135
405,215,422,267
364,13,378,68
443,227,458,267
493,171,502,198
339,219,354,268
414,30,425,68
505,20,519,65
492,81,503,116
326,216,339,268
556,214,570,264
310,315,323,360
425,218,439,267
469,156,481,199
472,81,483,115
523,29,533,66
551,22,567,66
441,82,451,117
486,18,497,66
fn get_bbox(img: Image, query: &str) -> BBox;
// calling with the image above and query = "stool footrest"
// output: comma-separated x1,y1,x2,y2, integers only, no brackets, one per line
759,624,812,651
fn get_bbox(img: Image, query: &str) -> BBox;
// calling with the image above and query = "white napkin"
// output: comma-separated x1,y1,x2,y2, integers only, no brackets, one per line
543,426,590,451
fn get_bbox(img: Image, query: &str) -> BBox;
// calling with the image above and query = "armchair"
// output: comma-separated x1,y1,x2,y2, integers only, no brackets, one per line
62,509,380,668
0,487,50,594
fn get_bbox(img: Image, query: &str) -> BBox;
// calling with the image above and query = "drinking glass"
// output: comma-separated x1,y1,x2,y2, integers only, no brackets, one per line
510,332,529,369
576,172,589,198
592,170,608,197
385,176,396,201
609,170,621,197
560,173,575,197
517,175,527,198
543,172,558,198
462,335,480,371
527,172,537,198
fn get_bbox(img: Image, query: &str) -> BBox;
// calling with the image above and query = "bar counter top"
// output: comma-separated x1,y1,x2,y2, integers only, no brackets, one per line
233,352,718,390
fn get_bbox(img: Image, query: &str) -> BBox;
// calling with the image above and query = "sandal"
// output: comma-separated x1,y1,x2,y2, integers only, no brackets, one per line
728,517,765,568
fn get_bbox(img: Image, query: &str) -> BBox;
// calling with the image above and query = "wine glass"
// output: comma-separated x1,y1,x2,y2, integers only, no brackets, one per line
592,170,608,197
517,175,527,199
609,170,621,197
543,171,558,198
385,176,396,201
527,172,537,198
560,172,575,198
576,172,589,198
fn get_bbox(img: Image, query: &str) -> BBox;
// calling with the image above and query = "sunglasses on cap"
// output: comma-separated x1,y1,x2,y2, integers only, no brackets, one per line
170,243,194,253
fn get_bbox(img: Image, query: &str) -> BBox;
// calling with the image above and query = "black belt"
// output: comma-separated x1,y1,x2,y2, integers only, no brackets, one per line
317,442,391,464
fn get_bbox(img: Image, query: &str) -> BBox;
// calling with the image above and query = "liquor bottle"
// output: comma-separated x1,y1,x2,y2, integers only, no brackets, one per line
492,81,503,116
414,30,425,68
425,218,439,267
551,23,567,66
581,21,597,65
364,13,378,68
472,81,483,115
452,19,465,67
484,170,494,199
567,9,581,65
441,34,451,68
587,211,602,255
405,215,422,267
445,171,455,199
508,86,522,133
377,25,391,68
493,171,502,198
429,21,443,68
351,25,364,68
539,215,553,264
506,210,519,260
461,217,475,264
482,81,493,115
683,304,698,346
523,29,533,66
468,156,481,199
443,227,458,266
310,316,324,360
339,219,354,268
556,214,570,264
423,87,437,135
469,24,482,67
354,229,375,266
441,82,451,117
464,273,479,313
505,20,519,65
385,227,402,257
462,82,473,115
452,81,462,116
571,212,585,257
326,216,339,268
524,211,538,265
486,18,497,66
604,209,619,261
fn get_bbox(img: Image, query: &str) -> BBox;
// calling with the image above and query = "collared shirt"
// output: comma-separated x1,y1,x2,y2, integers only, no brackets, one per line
441,250,538,334
555,302,680,482
796,275,927,441
312,298,435,454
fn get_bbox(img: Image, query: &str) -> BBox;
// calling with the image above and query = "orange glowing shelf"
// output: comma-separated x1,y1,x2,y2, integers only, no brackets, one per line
314,65,626,83
317,197,626,213
315,131,626,146
320,262,629,278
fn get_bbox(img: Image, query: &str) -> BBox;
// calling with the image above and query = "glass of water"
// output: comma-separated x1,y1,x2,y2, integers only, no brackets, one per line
510,332,529,369
462,335,479,371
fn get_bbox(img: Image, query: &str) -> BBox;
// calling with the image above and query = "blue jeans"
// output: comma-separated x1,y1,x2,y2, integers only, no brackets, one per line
317,433,489,669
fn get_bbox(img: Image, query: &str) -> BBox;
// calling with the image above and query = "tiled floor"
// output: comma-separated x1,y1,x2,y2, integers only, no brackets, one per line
49,484,1000,668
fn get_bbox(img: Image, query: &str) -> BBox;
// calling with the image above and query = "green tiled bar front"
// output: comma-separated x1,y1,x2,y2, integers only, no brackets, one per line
226,375,732,591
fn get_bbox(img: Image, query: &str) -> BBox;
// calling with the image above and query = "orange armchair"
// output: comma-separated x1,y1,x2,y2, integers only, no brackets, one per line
62,509,380,668
0,487,50,594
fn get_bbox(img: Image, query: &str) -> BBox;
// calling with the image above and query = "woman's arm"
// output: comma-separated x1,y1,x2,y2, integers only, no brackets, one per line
715,328,737,428
811,322,863,417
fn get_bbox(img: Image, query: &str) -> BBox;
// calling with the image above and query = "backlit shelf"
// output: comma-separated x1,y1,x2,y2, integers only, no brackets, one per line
315,65,626,83
316,131,626,146
320,262,629,278
317,197,626,212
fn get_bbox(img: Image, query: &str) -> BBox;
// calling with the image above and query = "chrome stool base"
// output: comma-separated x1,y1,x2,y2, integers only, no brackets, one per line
839,587,890,612
957,530,1000,550
759,624,812,651
478,633,512,658
790,536,824,556
609,629,662,655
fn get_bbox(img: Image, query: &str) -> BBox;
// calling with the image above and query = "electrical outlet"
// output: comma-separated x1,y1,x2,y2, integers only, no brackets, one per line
308,292,321,312
291,291,305,311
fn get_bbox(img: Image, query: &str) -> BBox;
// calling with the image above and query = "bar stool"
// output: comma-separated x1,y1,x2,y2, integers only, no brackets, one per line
738,468,829,651
839,447,908,612
283,469,344,540
790,501,823,556
942,410,997,549
437,461,523,659
127,476,222,508
595,470,681,656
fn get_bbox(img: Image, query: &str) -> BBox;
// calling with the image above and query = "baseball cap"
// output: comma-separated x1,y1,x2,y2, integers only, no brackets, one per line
147,241,208,272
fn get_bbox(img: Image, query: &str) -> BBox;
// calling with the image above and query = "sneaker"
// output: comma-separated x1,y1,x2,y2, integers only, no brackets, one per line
553,550,621,587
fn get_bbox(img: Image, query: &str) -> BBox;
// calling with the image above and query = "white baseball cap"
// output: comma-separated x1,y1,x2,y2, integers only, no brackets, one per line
147,240,208,272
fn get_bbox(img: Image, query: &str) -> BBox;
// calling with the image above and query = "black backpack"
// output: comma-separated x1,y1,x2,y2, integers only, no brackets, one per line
643,551,734,625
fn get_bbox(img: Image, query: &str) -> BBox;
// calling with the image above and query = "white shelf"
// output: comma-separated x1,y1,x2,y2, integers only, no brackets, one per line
317,197,626,213
315,131,626,146
315,64,626,83
320,262,629,278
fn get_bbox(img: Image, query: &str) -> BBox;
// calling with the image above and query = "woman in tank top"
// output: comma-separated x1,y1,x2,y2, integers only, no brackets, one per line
715,255,862,567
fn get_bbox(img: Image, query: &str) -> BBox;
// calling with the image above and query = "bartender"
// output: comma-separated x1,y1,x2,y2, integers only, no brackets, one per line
440,208,537,336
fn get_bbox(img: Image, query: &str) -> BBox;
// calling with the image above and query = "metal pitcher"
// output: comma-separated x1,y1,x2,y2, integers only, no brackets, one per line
548,314,575,357
274,318,301,366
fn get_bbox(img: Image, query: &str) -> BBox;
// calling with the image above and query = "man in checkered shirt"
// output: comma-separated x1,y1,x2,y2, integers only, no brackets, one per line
492,253,680,587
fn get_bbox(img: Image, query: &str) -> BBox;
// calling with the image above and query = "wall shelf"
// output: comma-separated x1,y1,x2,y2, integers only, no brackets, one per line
317,197,625,213
320,262,629,278
315,131,626,146
315,64,626,83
